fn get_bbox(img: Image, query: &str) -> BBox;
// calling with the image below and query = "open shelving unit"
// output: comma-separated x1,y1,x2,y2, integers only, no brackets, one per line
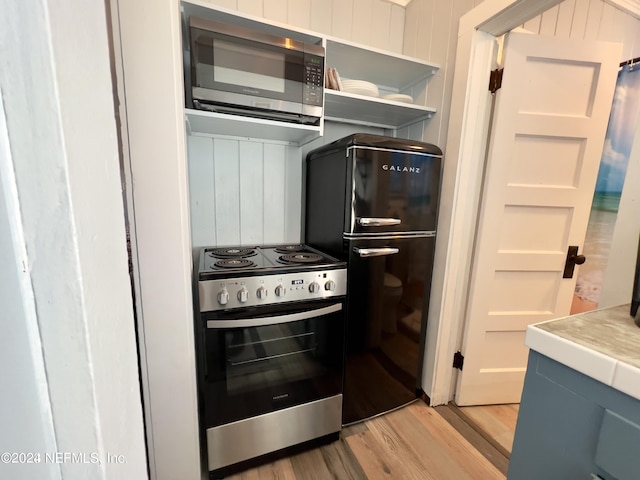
181,0,440,143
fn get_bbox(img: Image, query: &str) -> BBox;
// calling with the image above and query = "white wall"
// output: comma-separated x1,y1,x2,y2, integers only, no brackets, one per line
188,137,302,250
0,0,147,479
200,0,406,53
114,0,201,478
0,97,59,480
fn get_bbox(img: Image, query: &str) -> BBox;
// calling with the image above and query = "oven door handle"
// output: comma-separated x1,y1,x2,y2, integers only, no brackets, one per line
206,303,342,329
353,247,399,258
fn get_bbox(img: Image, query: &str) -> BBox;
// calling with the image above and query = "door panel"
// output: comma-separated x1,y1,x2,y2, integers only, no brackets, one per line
455,32,621,405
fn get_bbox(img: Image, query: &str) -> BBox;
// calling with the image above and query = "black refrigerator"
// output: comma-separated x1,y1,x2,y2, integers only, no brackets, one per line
305,133,443,425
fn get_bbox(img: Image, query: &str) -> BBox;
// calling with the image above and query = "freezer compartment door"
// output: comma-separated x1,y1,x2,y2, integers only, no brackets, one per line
348,147,441,235
342,236,436,425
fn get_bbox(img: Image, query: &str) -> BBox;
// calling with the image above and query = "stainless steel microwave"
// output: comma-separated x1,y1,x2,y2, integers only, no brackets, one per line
186,17,324,125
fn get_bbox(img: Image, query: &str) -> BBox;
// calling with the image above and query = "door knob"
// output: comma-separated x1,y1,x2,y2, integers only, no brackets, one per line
563,246,587,278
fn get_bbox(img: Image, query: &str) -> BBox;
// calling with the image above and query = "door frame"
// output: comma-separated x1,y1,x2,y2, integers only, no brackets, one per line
424,0,565,405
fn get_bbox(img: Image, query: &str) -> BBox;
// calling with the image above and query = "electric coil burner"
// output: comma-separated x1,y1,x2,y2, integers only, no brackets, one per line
195,244,347,477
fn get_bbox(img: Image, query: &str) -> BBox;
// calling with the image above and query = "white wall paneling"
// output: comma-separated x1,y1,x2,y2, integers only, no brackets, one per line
288,0,311,29
421,0,453,146
599,2,627,48
332,0,354,41
188,135,301,249
353,0,374,46
240,141,265,244
372,1,393,50
585,0,605,39
263,144,287,243
213,139,241,245
2,0,148,478
238,0,263,16
540,5,561,35
264,0,287,22
389,5,406,53
570,0,591,38
310,0,333,35
556,0,577,36
188,136,216,250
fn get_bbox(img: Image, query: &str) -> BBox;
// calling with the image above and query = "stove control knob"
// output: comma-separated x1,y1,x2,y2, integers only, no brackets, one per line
275,285,286,297
237,287,249,303
324,280,336,292
309,282,320,294
256,286,267,300
217,288,229,306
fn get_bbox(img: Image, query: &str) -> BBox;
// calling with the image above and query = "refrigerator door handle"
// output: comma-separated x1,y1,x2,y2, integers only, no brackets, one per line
357,217,402,227
353,247,400,258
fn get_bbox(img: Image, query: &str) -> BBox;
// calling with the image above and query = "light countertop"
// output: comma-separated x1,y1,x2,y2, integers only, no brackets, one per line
525,304,640,401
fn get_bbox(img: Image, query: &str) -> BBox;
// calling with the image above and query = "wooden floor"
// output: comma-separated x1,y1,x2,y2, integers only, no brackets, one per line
226,400,517,479
456,404,519,455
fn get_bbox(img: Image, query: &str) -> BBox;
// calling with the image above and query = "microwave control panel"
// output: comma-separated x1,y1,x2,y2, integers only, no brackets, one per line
303,54,324,106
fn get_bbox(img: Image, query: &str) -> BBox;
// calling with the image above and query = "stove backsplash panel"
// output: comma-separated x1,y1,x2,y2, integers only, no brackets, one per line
187,135,302,251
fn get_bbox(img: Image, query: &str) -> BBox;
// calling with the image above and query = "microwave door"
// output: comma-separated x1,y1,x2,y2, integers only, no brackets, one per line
191,28,303,105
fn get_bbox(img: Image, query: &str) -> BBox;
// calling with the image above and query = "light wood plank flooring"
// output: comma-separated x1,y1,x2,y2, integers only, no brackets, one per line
455,404,519,455
227,400,511,480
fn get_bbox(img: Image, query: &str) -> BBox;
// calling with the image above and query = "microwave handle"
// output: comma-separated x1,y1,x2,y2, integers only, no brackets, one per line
206,303,342,329
354,247,399,258
357,217,402,227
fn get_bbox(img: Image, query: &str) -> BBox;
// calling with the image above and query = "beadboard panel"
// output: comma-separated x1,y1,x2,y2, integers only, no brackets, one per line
201,0,405,53
263,0,287,23
521,0,640,61
332,0,354,41
288,0,311,30
188,136,217,249
213,139,241,245
263,144,287,244
352,0,374,46
188,136,301,249
239,141,264,245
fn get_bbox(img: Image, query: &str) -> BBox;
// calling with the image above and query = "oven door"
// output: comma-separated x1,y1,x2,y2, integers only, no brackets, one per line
200,298,345,429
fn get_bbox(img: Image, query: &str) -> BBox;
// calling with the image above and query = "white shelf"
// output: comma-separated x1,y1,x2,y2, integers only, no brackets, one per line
324,90,435,129
185,109,322,145
325,38,439,91
181,1,439,140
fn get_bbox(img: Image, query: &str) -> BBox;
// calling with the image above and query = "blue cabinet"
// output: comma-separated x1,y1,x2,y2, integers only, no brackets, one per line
509,351,640,480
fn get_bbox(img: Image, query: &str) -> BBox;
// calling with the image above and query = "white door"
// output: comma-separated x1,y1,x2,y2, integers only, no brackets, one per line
455,32,621,406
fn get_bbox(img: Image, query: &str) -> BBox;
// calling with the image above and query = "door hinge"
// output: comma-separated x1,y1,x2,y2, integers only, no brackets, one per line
453,351,465,370
488,68,504,94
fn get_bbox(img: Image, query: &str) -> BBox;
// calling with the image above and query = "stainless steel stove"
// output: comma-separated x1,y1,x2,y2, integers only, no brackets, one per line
195,244,347,477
